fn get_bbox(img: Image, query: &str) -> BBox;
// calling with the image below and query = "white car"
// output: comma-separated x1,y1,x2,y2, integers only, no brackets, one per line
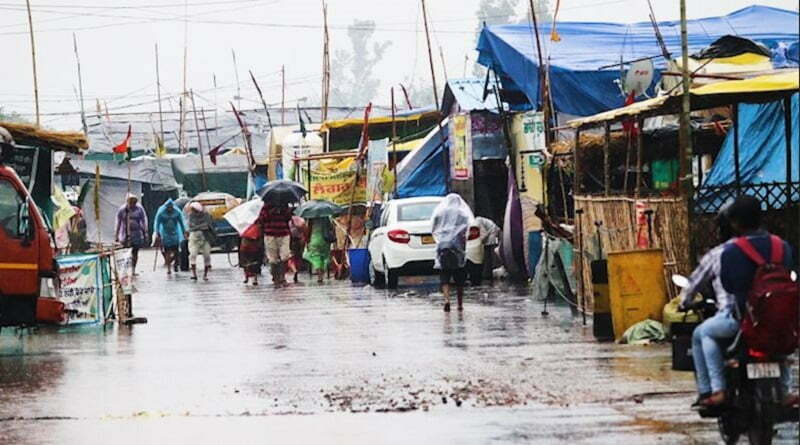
367,196,484,289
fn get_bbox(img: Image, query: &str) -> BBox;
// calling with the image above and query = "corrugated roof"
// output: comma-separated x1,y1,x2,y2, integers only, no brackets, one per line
441,77,499,114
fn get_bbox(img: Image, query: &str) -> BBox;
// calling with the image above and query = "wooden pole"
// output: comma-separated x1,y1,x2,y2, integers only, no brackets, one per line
391,87,398,195
321,1,330,122
733,104,741,195
249,70,274,130
178,96,186,153
155,44,165,149
573,127,582,195
281,65,286,125
678,0,693,199
25,0,40,126
420,0,439,109
439,46,449,84
399,84,413,110
73,33,87,135
189,90,209,192
213,73,219,139
603,121,610,196
232,49,241,110
635,117,644,197
527,0,551,146
784,96,792,205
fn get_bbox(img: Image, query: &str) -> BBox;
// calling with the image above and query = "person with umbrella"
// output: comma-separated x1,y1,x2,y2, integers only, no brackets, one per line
154,198,187,275
256,180,306,287
296,200,342,284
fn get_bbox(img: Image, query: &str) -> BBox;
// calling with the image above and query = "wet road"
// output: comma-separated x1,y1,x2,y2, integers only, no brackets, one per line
1,249,797,444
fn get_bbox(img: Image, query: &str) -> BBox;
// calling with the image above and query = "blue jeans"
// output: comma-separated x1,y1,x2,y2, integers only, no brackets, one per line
692,308,793,395
692,309,739,394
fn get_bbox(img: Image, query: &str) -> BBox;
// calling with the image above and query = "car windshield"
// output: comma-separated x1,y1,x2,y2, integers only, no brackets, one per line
397,202,440,222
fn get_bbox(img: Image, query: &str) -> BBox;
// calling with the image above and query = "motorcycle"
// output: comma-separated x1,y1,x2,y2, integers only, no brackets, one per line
672,274,799,445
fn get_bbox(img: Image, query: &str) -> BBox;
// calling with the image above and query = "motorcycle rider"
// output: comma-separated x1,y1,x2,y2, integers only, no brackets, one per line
718,195,798,408
678,208,736,408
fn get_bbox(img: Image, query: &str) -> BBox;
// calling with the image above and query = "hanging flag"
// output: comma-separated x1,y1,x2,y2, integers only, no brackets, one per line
356,102,373,160
208,143,223,166
154,133,167,158
297,104,307,138
230,103,255,167
550,0,562,42
113,125,132,154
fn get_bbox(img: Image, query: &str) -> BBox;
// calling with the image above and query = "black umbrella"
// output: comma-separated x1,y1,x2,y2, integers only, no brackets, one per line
256,180,307,205
294,199,343,219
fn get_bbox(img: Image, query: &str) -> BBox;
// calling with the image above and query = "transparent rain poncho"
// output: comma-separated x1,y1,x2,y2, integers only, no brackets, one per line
431,194,473,269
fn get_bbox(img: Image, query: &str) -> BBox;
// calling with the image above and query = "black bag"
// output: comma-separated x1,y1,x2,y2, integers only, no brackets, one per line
203,224,217,245
671,318,700,371
179,239,190,271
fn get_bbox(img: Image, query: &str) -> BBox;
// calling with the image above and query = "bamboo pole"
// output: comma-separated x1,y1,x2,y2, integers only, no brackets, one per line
635,117,644,197
73,33,87,135
399,83,413,110
391,87,398,195
155,44,165,149
321,1,330,122
231,49,241,110
439,46,449,84
678,0,693,199
189,90,209,192
604,121,611,196
527,0,549,145
420,0,439,109
249,70,274,129
281,65,286,125
25,0,40,126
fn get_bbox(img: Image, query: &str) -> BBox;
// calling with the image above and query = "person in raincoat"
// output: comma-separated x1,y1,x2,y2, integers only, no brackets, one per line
239,223,264,286
303,216,335,284
187,202,214,281
115,193,148,275
154,198,188,275
431,194,473,312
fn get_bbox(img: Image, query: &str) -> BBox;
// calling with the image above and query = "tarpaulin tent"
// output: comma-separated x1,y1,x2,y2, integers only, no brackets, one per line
441,77,500,115
171,152,250,198
476,5,799,116
699,92,799,208
395,120,449,198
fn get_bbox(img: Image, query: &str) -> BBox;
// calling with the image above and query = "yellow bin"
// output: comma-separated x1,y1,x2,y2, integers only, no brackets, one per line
607,249,668,340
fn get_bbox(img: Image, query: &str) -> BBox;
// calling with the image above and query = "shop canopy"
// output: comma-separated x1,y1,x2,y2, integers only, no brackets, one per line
320,107,441,151
476,5,799,116
395,119,449,199
567,70,800,129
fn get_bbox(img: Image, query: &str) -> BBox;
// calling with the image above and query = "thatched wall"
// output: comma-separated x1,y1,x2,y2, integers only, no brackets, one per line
574,195,691,311
0,121,88,153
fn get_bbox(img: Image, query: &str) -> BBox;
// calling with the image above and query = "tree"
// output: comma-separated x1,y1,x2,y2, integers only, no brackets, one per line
472,0,552,76
330,20,392,107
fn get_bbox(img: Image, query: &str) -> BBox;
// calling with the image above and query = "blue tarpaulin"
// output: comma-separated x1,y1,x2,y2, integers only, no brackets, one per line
395,122,449,198
698,93,799,208
477,6,799,116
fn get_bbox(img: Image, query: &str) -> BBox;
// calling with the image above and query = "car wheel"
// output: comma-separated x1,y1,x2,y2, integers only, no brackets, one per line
385,259,399,289
468,261,483,286
370,260,386,289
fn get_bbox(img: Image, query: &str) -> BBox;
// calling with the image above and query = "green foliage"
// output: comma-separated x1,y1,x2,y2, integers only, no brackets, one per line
330,20,392,107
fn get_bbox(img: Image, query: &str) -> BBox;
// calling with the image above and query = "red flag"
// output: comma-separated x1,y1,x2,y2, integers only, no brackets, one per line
356,102,372,160
112,124,132,154
208,143,223,165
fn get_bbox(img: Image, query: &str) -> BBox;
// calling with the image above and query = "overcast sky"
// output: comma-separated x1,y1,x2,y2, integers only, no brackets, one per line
1,0,797,129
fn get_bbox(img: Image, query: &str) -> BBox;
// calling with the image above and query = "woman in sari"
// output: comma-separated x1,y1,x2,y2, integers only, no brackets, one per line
303,217,333,284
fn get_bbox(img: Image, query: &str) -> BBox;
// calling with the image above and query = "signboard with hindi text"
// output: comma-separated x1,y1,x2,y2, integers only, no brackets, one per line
56,254,105,325
449,114,472,180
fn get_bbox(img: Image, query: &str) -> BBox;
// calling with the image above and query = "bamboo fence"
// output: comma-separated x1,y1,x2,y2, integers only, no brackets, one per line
575,195,691,310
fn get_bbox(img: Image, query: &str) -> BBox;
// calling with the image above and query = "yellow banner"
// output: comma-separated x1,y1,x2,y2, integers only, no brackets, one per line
307,168,367,206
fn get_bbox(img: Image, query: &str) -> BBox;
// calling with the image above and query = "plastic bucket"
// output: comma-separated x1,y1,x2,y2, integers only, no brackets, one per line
347,248,370,283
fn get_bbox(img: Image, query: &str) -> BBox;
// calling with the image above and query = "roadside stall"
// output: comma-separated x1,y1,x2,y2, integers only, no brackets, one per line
566,70,799,338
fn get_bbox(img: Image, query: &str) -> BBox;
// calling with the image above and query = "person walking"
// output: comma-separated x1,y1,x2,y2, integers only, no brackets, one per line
288,215,307,283
115,193,148,275
474,216,500,281
431,194,473,312
239,223,264,286
303,216,334,284
187,202,214,281
154,198,187,276
257,203,293,287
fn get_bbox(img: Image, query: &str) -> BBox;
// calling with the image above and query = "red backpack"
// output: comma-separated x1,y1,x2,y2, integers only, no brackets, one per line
734,235,800,356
